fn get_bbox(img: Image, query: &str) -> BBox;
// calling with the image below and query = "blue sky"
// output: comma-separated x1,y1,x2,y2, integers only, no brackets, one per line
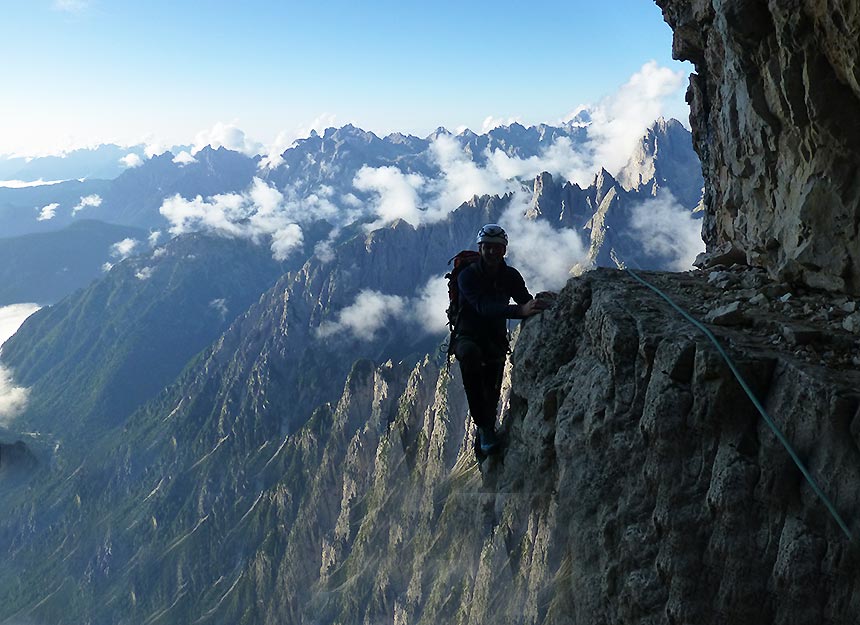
1,0,693,156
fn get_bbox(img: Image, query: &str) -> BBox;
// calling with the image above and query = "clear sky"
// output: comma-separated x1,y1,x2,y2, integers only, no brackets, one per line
1,0,693,156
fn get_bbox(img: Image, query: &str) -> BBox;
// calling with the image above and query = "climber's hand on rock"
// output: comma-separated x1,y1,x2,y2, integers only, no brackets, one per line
520,298,552,317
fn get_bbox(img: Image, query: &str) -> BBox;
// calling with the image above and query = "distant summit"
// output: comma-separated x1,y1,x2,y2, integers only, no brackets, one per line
617,117,703,208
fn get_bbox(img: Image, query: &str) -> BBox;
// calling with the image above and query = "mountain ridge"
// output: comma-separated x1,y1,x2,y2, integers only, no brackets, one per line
0,116,707,624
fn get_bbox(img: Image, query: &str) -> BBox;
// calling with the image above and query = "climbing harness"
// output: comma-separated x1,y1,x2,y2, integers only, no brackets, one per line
625,266,854,541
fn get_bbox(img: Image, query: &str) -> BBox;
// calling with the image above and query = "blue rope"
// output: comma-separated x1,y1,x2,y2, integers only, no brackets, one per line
624,267,853,541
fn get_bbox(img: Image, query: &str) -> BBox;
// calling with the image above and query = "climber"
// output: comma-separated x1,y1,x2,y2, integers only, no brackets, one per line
451,223,553,456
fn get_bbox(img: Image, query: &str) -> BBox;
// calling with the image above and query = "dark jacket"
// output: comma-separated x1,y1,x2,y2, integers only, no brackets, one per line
456,259,533,344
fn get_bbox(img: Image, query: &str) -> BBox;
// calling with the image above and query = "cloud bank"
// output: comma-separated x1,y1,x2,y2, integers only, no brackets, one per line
352,62,687,233
120,153,143,168
156,63,685,274
259,113,345,170
0,303,40,426
0,304,40,346
192,122,263,157
317,290,407,341
316,277,449,341
101,237,141,272
583,60,685,178
500,192,589,292
159,178,307,260
110,238,139,260
1,179,67,189
630,193,704,271
172,151,197,166
0,367,29,426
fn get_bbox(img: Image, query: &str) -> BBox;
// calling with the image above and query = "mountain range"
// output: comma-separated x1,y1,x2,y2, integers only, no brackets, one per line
0,116,707,624
0,117,702,306
2,5,858,621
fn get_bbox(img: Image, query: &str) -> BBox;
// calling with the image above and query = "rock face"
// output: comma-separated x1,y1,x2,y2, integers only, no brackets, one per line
503,268,860,623
264,267,859,625
617,117,704,209
656,0,860,293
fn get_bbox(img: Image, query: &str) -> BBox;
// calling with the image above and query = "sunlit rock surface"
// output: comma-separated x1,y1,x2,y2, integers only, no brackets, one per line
657,0,860,293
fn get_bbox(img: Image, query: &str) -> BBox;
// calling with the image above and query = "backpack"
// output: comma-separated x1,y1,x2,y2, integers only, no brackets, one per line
445,250,480,345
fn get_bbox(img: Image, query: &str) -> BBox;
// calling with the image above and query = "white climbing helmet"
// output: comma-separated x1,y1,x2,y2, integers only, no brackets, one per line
476,223,508,246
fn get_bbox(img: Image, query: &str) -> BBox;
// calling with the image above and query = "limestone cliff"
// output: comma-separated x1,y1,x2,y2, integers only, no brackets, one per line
233,267,860,624
656,0,860,293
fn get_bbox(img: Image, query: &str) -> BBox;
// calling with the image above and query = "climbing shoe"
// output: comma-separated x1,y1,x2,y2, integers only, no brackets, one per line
478,427,501,455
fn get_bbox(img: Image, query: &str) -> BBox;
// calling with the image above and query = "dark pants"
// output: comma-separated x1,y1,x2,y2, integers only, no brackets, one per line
453,336,507,430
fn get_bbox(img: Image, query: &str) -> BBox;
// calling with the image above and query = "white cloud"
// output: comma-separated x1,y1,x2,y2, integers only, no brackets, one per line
0,303,40,345
481,115,523,133
454,62,687,190
101,262,113,272
0,366,29,426
0,179,67,188
300,112,339,139
314,239,336,263
426,135,513,218
37,202,59,221
317,277,451,341
327,63,687,259
192,122,263,156
135,266,154,280
72,194,102,215
486,136,593,188
584,61,685,179
258,130,296,170
410,276,449,335
209,298,228,320
160,192,250,238
172,150,197,166
501,191,590,291
148,230,161,247
629,193,704,271
270,224,304,261
0,303,40,427
159,178,309,260
353,166,426,230
110,238,139,260
317,290,407,341
120,153,143,168
341,193,362,208
562,105,592,127
259,114,344,170
352,133,588,230
151,247,167,259
143,139,170,158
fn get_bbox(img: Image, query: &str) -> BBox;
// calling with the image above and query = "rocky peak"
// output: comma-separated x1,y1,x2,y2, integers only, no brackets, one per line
564,107,593,128
428,126,452,140
593,167,618,204
617,117,704,209
525,171,559,219
657,0,860,293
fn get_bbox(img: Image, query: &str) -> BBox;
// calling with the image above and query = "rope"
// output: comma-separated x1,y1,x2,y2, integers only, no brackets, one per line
624,267,853,541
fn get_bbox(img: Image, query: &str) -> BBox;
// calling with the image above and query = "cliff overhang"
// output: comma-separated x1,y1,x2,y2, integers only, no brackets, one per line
656,0,860,294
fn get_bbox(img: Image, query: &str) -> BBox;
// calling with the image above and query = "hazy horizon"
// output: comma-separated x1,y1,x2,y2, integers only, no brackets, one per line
1,1,692,158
